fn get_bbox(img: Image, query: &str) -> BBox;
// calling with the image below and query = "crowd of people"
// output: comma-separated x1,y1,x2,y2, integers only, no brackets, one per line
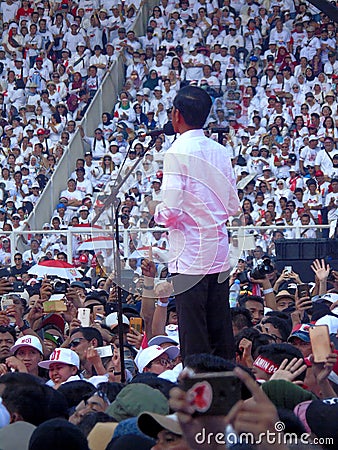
0,0,337,449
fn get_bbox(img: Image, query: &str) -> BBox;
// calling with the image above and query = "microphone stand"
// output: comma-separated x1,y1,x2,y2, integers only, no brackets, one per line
92,136,158,383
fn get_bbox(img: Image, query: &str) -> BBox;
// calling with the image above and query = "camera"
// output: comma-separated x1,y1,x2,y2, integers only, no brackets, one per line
236,258,274,283
48,277,69,294
288,153,297,165
250,258,274,280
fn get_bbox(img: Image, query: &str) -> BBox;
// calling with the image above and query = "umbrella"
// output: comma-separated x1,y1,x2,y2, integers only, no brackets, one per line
28,260,82,281
77,236,114,251
129,246,170,263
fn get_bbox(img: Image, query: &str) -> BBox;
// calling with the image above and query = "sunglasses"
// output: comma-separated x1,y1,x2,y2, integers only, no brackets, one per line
69,338,86,348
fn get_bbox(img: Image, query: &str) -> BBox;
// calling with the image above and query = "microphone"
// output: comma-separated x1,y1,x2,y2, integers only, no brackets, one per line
143,121,176,137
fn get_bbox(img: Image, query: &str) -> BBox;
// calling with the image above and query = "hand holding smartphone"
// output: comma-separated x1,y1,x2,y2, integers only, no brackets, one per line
77,308,90,327
309,325,331,363
180,371,243,416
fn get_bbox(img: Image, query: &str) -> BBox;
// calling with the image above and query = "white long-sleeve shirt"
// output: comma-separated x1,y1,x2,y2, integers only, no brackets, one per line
155,129,240,275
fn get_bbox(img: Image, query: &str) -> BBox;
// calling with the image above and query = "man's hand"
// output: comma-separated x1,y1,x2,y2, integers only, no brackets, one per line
39,278,53,302
0,279,13,295
238,338,253,368
270,358,307,383
126,327,143,349
26,303,44,328
69,318,82,334
66,287,82,309
154,281,173,299
63,300,78,323
0,311,10,327
6,356,28,373
141,258,156,279
226,367,288,450
311,344,337,385
5,305,23,327
311,259,330,283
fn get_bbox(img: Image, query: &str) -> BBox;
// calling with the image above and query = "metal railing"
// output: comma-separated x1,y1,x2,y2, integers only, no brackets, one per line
3,223,335,267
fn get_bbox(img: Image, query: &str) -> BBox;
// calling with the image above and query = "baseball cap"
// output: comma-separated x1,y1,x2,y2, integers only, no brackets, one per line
79,254,88,263
288,324,310,343
37,128,45,135
138,412,182,439
309,135,319,142
11,335,43,354
315,170,324,177
105,312,129,329
148,335,179,346
40,313,66,333
78,205,88,212
39,348,80,369
275,290,295,302
314,292,338,304
135,345,180,373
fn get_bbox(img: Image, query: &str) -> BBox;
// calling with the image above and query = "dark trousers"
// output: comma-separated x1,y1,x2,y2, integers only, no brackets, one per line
173,272,235,364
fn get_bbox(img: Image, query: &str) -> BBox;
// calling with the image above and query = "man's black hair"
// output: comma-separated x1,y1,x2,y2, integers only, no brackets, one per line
77,412,116,437
96,382,125,403
2,384,49,425
235,328,273,359
70,327,103,346
0,325,16,342
261,316,292,342
58,380,96,409
173,86,212,128
130,373,176,399
238,295,265,307
0,372,43,388
230,307,253,332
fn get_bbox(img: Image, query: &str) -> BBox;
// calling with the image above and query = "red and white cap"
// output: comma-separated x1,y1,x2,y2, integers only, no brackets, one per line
11,335,43,354
135,345,180,373
39,348,80,369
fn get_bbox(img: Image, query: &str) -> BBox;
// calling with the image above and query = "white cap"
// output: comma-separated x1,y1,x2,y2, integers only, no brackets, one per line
105,312,129,329
148,335,179,346
309,135,319,142
39,348,80,369
135,345,180,373
11,335,43,354
315,293,338,304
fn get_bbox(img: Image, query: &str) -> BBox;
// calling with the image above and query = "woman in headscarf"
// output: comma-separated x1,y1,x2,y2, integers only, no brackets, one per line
143,69,160,91
3,23,24,59
98,112,115,139
113,96,136,127
68,72,84,96
275,179,292,201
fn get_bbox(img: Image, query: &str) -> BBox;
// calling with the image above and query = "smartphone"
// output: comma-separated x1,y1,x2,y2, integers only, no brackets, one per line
1,297,14,311
309,325,331,363
77,308,90,327
96,345,113,358
297,283,310,298
43,300,67,313
130,317,142,334
180,371,243,416
284,266,292,274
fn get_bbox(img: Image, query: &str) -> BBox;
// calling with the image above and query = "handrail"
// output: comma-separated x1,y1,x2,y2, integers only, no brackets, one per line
5,223,335,266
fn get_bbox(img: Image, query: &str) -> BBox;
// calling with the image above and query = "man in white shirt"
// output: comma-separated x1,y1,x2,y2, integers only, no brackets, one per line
315,136,338,175
154,86,241,362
